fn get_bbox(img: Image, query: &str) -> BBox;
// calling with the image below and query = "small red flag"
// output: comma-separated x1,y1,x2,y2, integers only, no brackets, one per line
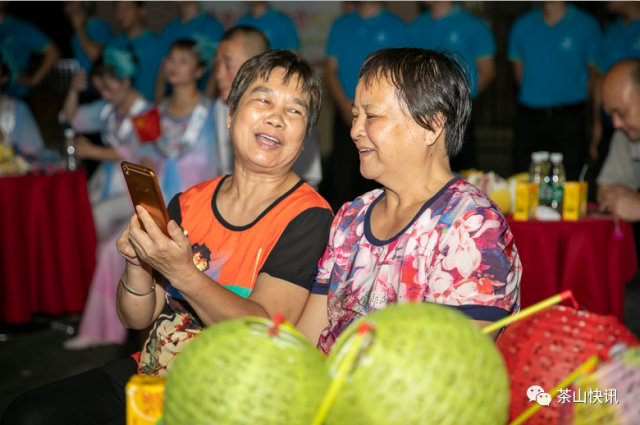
132,107,162,143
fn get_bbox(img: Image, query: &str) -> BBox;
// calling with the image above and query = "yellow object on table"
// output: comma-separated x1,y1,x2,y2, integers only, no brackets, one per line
490,187,511,215
580,181,588,217
513,182,539,221
126,375,165,425
562,182,589,221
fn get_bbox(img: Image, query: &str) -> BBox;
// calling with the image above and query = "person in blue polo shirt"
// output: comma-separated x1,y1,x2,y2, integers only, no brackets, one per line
236,1,299,51
324,1,409,210
410,1,496,171
108,1,161,101
155,1,223,100
508,1,601,181
64,1,113,76
0,1,60,98
598,2,640,73
590,1,640,167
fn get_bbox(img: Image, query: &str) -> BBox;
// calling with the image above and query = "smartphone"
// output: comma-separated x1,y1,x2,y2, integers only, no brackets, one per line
121,161,170,237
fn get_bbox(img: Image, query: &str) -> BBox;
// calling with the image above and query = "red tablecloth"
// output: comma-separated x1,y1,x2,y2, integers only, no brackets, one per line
507,216,638,323
0,171,97,324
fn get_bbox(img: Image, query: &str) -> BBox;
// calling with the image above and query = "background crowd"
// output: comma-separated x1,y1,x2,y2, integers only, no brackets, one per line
2,1,639,202
1,0,639,342
0,0,633,350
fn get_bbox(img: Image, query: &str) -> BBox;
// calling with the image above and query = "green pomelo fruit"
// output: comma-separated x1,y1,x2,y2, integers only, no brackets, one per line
325,302,510,425
163,317,330,425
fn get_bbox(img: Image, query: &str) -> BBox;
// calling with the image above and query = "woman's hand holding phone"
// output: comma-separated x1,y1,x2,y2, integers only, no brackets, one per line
122,205,196,286
116,215,147,269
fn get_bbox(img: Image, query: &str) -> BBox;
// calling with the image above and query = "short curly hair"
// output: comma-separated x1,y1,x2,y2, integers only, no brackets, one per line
227,50,322,134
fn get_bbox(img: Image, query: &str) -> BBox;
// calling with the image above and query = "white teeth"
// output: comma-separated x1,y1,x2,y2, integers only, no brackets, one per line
258,134,280,145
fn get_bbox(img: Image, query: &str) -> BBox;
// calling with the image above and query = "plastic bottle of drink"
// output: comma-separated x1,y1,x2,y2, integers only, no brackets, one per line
549,153,566,211
529,152,543,184
62,123,77,171
538,151,551,205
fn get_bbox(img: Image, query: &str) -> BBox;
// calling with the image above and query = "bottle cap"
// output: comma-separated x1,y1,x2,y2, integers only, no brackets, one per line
539,151,550,161
551,153,563,163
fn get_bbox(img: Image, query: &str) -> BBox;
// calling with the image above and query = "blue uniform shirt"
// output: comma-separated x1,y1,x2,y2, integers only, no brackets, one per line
508,4,601,108
71,18,113,75
71,18,113,74
0,15,51,97
108,30,162,101
237,8,300,51
410,5,495,99
327,9,409,99
160,13,224,54
596,16,640,73
159,13,223,91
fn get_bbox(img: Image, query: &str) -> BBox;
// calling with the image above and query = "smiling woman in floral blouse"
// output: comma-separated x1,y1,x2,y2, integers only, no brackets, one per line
297,48,522,354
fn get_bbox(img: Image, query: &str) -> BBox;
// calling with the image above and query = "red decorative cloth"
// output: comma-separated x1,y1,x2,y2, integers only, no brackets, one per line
507,216,638,323
0,171,97,324
132,107,161,143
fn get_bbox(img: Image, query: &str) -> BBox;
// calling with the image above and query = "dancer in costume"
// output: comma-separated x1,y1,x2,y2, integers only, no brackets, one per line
0,48,43,155
155,1,223,100
138,37,219,203
60,46,152,349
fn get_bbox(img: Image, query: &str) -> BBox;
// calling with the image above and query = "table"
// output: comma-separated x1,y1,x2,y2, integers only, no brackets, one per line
507,215,638,323
0,171,97,324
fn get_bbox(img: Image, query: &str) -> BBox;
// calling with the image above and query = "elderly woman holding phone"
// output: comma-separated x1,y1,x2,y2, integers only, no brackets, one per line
296,48,522,354
2,50,332,424
119,49,333,378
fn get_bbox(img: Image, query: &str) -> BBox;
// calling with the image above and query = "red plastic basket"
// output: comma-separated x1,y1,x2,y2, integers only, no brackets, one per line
497,305,639,424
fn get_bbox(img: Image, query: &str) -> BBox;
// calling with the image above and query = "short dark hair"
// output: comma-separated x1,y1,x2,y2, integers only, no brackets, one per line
170,39,206,69
227,50,322,134
220,25,270,57
359,48,472,158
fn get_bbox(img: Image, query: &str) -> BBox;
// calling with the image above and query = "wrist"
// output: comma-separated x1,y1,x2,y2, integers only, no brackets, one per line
125,261,152,278
123,265,154,290
167,263,200,294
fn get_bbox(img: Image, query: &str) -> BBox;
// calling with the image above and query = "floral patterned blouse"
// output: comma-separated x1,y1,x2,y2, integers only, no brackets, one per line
314,177,522,354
